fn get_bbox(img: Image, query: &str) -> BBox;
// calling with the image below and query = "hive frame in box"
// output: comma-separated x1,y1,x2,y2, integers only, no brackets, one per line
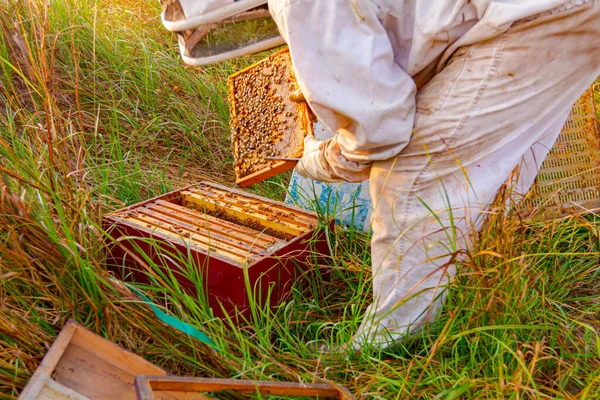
228,47,314,187
19,320,166,400
135,376,356,400
519,86,600,217
104,181,329,320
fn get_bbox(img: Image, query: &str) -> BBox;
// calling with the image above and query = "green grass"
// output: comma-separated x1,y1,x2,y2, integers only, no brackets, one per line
1,0,599,399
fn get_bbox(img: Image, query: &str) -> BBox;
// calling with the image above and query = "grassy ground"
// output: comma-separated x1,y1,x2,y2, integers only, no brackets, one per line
1,0,599,398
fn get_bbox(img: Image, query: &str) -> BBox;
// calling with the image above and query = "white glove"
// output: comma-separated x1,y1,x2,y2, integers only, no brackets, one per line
295,136,341,183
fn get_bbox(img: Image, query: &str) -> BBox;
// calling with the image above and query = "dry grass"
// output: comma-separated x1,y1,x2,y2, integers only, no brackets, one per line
1,0,599,399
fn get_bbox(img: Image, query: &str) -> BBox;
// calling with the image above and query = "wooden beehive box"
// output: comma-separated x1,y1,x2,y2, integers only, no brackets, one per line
104,182,327,320
19,321,166,400
135,376,356,400
228,47,314,187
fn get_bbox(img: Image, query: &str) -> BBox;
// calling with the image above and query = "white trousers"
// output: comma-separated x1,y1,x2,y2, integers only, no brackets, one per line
356,1,600,348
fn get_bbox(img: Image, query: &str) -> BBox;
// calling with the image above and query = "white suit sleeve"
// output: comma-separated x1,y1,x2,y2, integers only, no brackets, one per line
269,0,416,182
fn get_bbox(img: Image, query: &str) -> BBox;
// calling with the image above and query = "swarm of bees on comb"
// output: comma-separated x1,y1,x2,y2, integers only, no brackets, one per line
228,49,311,184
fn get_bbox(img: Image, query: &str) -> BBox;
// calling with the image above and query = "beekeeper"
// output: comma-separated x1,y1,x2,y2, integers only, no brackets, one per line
161,0,600,349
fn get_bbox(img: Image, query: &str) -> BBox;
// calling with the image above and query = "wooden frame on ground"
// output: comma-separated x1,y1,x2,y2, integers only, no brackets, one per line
135,376,356,400
19,320,166,400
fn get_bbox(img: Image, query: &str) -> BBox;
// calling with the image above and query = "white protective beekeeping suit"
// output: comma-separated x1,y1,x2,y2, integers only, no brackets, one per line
162,0,600,349
268,0,600,349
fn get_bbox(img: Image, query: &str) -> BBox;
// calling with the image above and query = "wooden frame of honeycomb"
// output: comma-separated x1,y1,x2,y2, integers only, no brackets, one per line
228,47,314,187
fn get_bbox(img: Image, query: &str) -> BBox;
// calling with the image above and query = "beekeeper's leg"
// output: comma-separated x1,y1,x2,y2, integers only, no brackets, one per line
354,1,600,348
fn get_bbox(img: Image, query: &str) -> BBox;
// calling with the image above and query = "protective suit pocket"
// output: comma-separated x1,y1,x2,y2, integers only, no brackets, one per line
416,48,469,116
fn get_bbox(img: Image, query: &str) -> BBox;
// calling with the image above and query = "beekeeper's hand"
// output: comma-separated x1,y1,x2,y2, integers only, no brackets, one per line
295,135,341,183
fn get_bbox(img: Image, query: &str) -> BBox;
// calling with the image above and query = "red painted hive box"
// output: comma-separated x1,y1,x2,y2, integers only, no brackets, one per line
104,182,327,319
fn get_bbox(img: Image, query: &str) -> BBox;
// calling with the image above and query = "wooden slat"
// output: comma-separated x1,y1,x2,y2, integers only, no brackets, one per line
122,215,256,264
190,187,316,229
151,200,280,245
135,376,356,400
236,160,298,188
182,191,304,237
136,208,268,255
197,183,317,223
135,376,213,400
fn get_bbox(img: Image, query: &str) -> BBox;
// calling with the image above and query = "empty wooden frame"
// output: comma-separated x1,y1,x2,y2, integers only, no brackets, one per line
19,320,166,400
135,376,356,400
